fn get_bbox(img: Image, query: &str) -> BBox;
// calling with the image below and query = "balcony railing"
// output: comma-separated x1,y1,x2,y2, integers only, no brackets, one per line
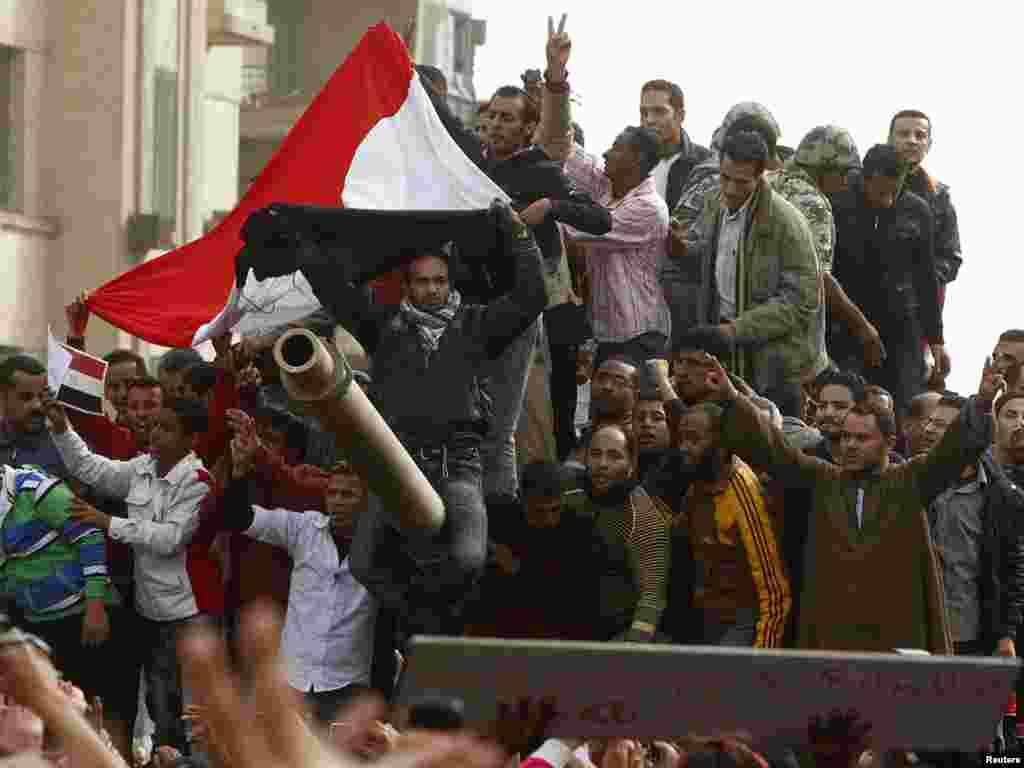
208,0,274,47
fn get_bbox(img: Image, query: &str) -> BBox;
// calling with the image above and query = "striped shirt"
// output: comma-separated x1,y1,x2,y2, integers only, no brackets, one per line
594,486,672,641
0,467,116,622
684,458,790,648
562,145,672,344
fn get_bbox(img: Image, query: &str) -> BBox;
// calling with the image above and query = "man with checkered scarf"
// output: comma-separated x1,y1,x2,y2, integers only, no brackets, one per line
322,200,547,644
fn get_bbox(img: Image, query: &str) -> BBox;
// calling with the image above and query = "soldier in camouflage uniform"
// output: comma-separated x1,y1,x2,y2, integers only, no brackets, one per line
664,103,782,342
773,126,886,371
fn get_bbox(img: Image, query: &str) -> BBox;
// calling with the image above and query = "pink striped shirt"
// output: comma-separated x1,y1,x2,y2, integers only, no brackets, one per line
562,145,671,343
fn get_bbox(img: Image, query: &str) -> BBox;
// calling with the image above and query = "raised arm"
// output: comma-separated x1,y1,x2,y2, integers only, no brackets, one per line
416,67,487,170
221,475,299,555
912,360,1000,505
535,14,573,164
45,397,134,500
562,144,611,202
226,409,329,512
706,356,826,489
477,202,547,358
523,163,612,237
312,279,384,355
66,408,139,463
563,192,668,248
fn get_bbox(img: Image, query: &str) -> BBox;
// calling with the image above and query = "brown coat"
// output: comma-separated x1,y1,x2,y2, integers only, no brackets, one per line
720,394,992,654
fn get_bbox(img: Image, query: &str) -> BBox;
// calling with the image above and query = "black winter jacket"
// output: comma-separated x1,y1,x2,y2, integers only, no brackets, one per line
974,453,1024,649
663,131,711,211
328,229,547,445
831,177,942,344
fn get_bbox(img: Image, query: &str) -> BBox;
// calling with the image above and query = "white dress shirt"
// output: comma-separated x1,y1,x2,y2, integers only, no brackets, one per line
715,200,750,321
247,506,377,693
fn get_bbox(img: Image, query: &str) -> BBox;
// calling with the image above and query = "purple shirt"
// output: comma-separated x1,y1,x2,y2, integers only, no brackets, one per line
562,145,671,343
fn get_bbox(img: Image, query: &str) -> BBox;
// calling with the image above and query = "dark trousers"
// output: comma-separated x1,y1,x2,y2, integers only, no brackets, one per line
138,614,198,752
305,683,370,726
350,437,486,644
23,605,139,725
549,342,581,461
832,313,924,420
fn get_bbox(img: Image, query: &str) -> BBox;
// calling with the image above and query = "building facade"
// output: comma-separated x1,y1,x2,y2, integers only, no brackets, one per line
0,0,484,361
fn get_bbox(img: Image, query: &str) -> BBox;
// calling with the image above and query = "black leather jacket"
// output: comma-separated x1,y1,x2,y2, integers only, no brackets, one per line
971,454,1024,649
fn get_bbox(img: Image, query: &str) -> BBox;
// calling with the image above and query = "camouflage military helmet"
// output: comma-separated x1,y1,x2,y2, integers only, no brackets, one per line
711,102,781,155
794,125,861,171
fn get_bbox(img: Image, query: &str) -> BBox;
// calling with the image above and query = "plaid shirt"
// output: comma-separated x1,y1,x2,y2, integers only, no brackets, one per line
562,145,671,343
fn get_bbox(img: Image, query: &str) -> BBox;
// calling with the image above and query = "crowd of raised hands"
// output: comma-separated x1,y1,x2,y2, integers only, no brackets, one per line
0,603,509,768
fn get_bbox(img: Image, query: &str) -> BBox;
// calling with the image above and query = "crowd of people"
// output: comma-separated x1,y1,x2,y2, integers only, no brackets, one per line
0,14,1022,768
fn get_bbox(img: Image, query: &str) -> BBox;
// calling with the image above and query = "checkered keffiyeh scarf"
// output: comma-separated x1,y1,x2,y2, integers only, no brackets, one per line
398,290,462,356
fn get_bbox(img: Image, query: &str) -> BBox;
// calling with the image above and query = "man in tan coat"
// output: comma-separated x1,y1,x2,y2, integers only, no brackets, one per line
700,356,1004,653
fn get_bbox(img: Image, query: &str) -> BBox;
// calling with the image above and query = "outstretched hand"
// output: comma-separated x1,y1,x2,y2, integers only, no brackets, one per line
545,14,571,83
179,602,507,768
979,355,1007,404
226,409,259,479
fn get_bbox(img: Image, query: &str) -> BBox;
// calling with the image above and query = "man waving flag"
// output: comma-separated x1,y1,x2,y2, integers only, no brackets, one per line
83,22,508,348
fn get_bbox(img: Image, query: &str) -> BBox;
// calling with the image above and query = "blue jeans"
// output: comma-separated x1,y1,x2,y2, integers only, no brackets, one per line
351,436,486,638
480,319,539,498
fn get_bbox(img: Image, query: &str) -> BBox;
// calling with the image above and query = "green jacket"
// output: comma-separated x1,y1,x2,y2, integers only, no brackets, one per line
719,393,993,653
0,466,118,622
697,177,823,391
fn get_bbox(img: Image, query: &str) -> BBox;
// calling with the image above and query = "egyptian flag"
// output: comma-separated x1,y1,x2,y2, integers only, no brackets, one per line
83,23,507,348
47,330,108,415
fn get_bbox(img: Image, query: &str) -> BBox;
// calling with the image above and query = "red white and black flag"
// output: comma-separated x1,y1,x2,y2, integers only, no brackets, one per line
80,23,507,348
47,328,107,415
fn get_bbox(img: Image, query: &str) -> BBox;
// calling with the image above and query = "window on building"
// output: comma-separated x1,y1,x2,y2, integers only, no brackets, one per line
0,46,20,211
152,67,178,231
451,12,472,76
267,0,304,97
140,0,180,242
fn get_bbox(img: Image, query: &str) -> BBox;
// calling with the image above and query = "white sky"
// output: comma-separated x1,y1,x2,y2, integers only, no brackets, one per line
472,0,1020,395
